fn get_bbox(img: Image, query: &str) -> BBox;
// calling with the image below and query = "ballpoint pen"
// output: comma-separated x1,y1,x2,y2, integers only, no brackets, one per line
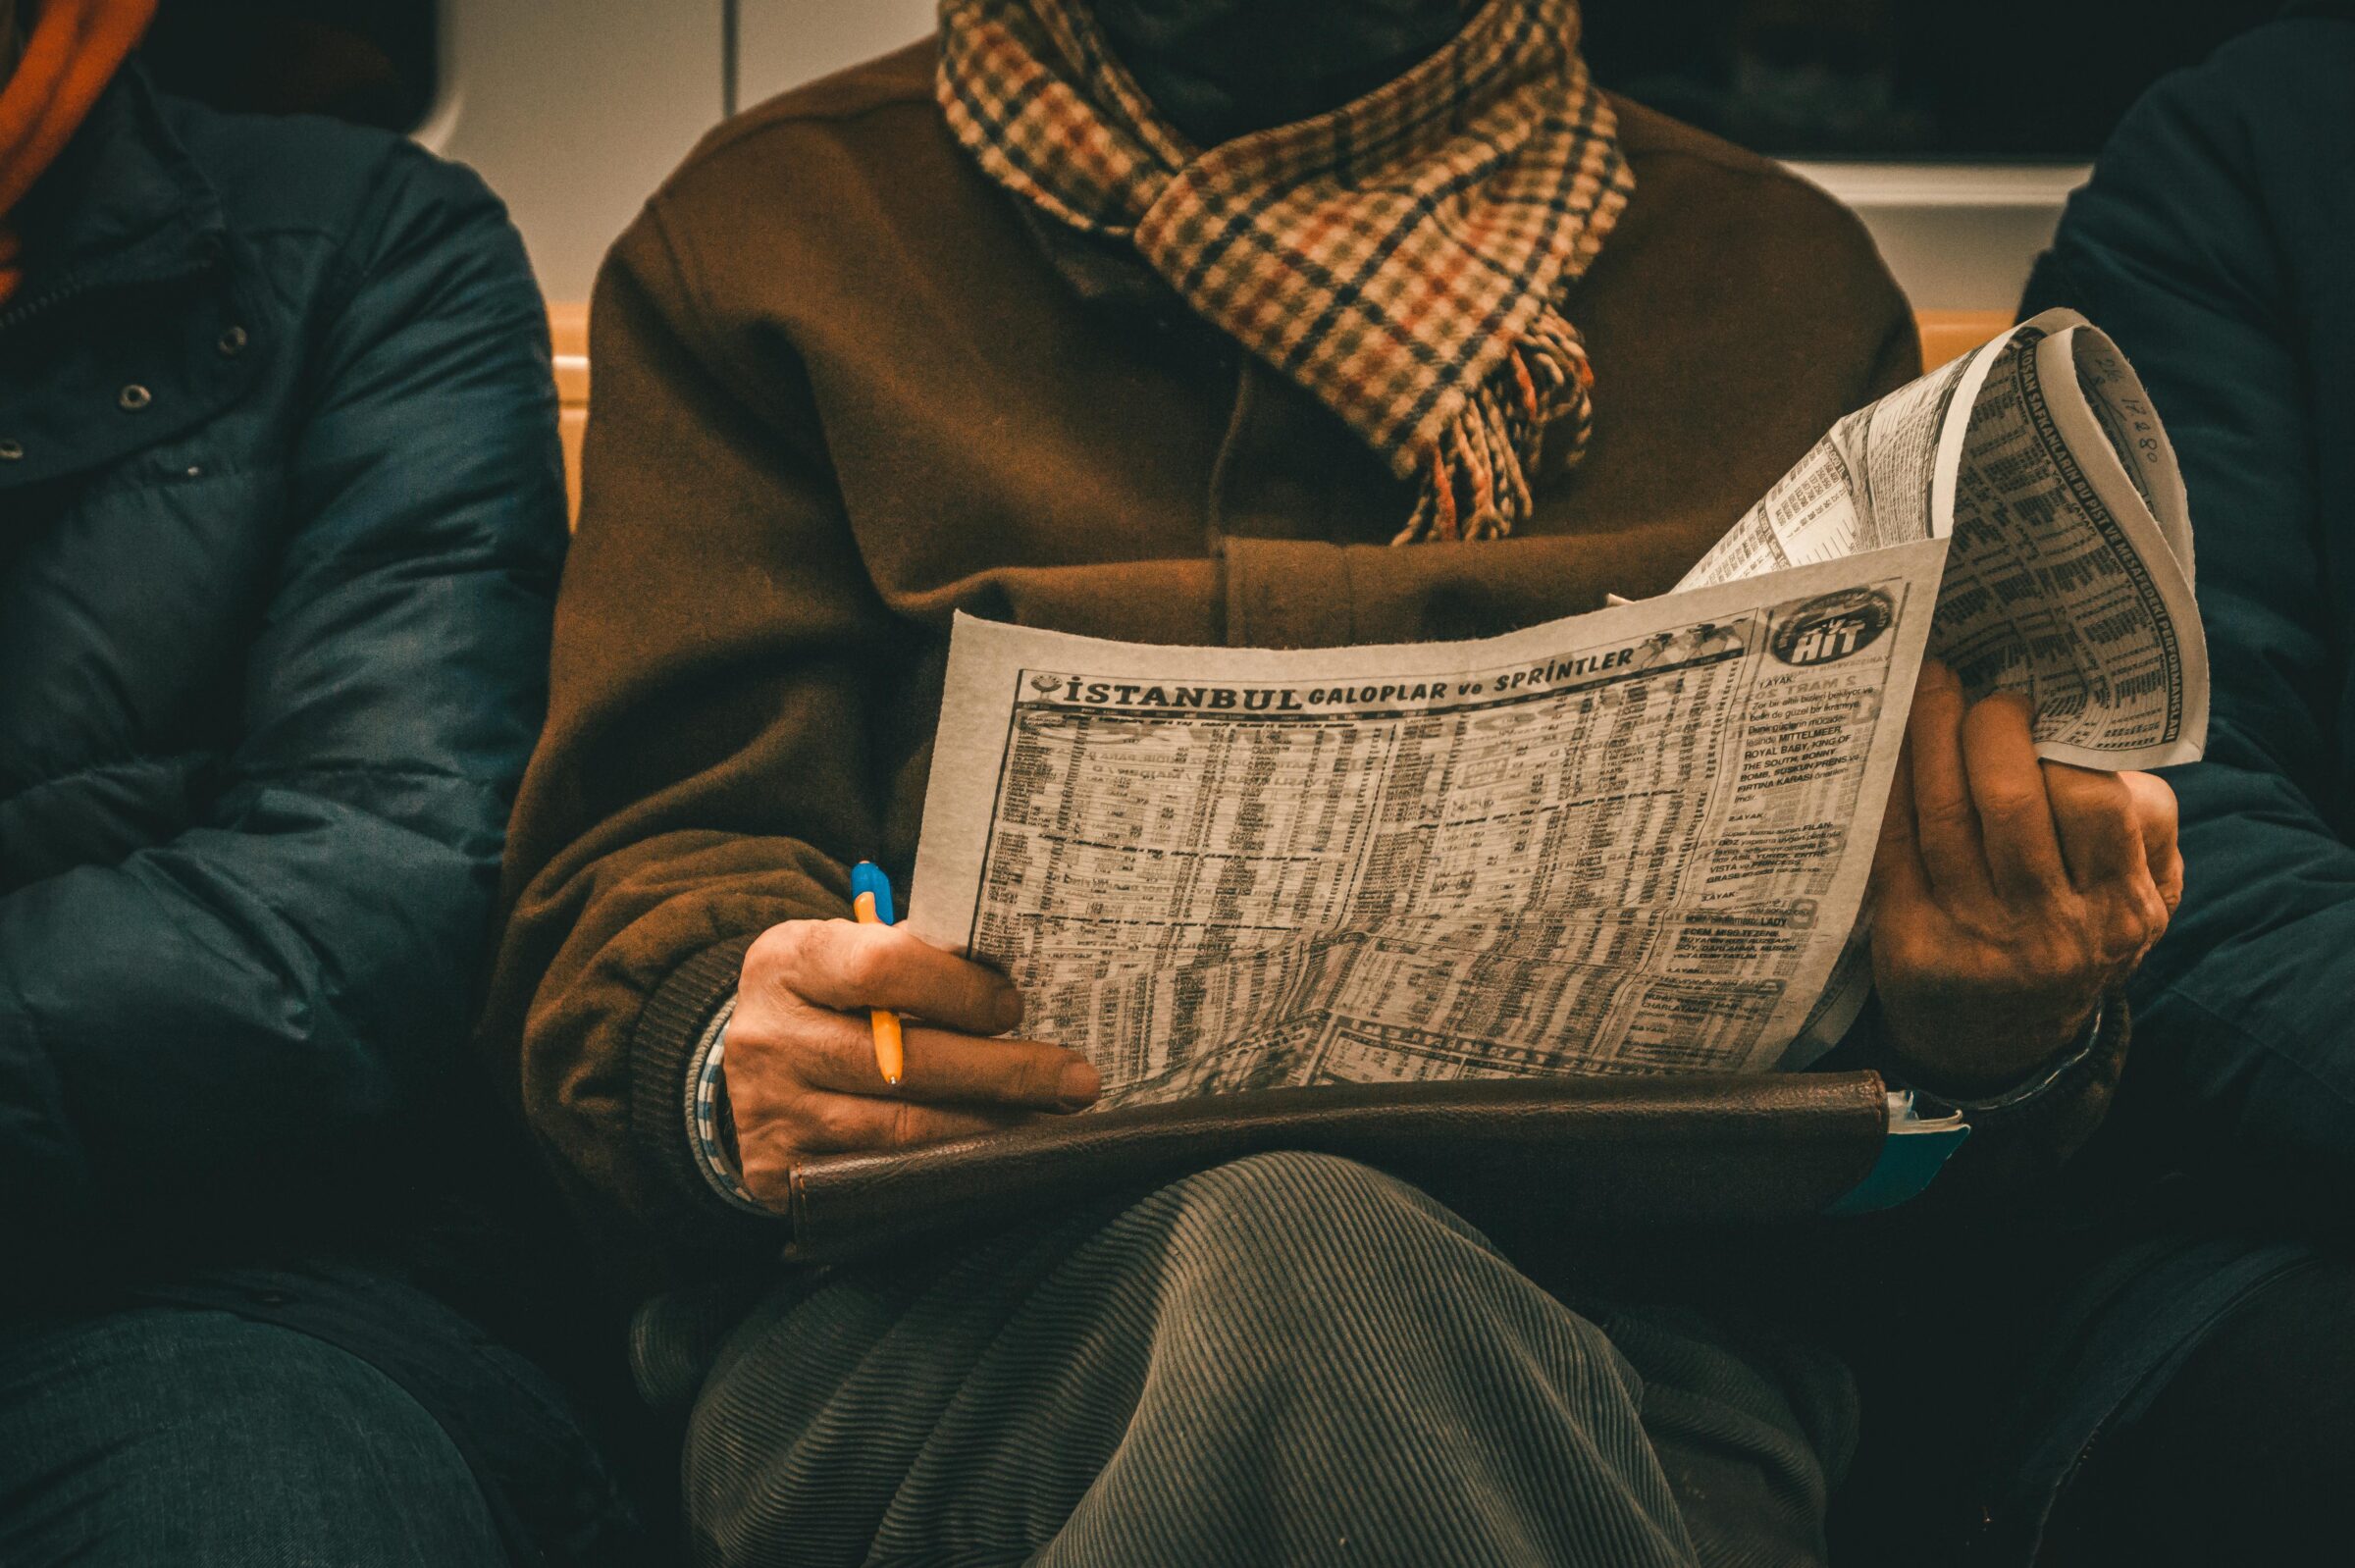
851,861,906,1085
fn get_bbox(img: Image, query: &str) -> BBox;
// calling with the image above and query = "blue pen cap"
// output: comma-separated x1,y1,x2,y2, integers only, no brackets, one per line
851,861,897,924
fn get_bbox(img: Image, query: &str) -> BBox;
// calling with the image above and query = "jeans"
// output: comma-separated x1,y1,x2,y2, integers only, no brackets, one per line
0,1300,508,1567
2044,1252,2355,1567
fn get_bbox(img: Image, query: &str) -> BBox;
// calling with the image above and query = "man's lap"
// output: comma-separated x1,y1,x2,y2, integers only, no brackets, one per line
0,1298,506,1568
673,1151,1853,1568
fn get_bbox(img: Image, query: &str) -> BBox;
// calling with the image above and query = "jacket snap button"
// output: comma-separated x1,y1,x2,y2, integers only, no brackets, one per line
0,439,21,460
218,325,248,356
118,384,153,412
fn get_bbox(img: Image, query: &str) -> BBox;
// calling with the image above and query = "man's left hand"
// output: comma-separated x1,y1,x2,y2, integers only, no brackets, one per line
1869,659,2184,1097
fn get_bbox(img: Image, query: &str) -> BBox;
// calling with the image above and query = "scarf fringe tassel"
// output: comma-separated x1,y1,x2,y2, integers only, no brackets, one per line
1392,314,1598,546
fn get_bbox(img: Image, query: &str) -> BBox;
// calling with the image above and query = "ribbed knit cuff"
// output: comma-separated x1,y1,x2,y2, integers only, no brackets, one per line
630,934,770,1231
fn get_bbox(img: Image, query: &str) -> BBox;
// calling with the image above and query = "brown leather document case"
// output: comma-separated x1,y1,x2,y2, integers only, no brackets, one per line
782,1071,1892,1263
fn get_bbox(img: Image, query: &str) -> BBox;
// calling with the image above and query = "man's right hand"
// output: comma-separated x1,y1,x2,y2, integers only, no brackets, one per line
721,918,1100,1209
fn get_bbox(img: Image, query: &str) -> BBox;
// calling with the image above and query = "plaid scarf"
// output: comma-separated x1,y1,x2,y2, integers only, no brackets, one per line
938,0,1634,543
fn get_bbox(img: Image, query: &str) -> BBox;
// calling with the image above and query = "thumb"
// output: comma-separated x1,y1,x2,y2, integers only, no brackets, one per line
2122,770,2183,913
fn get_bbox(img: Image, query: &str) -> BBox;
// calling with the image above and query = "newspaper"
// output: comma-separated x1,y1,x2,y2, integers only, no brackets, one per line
908,309,2207,1103
1680,307,2205,770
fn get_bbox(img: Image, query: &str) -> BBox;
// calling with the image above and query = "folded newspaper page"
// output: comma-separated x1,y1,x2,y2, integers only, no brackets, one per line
909,309,2208,1103
1680,307,2205,770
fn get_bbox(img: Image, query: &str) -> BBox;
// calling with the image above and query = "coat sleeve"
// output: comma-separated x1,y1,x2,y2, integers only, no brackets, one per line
2020,19,2355,1196
480,199,894,1263
0,144,565,1265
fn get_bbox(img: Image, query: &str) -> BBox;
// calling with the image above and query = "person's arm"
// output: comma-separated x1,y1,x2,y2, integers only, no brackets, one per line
2020,20,2355,1191
1832,258,2147,1186
0,144,564,1266
483,199,1091,1267
1805,654,2175,1199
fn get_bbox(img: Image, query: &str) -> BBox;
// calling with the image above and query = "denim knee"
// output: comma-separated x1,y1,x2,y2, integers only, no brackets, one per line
0,1305,506,1568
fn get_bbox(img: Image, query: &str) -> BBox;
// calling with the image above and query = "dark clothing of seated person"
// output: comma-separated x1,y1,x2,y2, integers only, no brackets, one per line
0,2,635,1563
482,2,2182,1564
1874,8,2355,1566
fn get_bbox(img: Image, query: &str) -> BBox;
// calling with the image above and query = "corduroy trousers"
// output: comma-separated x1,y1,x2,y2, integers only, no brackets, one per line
677,1152,1856,1568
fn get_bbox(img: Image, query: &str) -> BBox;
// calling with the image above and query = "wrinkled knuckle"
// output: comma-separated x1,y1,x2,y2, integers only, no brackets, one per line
744,921,801,985
807,1095,865,1149
736,1141,794,1204
2021,871,2078,915
891,1099,925,1149
1015,1049,1062,1105
777,1018,843,1079
716,996,779,1058
773,1085,821,1134
2011,936,2056,986
721,1057,780,1118
1910,682,1958,725
1896,925,1949,977
1917,795,1976,835
1977,782,2044,827
773,919,845,1000
2055,767,2131,820
2128,768,2178,819
1875,918,1948,984
2094,776,2136,822
834,934,896,1000
1967,689,2035,736
954,972,1002,1029
2029,932,2087,988
2099,903,2149,965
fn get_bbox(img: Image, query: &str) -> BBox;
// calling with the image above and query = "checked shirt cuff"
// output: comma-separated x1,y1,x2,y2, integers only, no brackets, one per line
683,994,771,1215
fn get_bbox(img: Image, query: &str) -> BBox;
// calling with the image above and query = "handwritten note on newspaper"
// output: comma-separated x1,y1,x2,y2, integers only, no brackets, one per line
910,309,2207,1105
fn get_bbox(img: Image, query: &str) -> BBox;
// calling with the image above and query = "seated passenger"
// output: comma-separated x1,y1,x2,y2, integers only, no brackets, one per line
484,2,2180,1563
0,2,632,1563
1942,9,2355,1564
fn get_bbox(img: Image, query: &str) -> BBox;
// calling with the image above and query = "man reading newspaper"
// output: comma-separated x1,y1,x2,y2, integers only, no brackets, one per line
906,310,2200,1107
486,3,2182,1562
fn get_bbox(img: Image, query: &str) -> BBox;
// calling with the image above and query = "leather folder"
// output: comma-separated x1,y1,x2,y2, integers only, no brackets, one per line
782,1071,1894,1263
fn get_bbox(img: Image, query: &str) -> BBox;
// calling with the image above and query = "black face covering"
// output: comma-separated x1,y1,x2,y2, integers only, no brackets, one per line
1089,0,1477,148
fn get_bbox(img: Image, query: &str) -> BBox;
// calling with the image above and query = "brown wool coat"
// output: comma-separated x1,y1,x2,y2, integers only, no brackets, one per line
483,41,2079,1283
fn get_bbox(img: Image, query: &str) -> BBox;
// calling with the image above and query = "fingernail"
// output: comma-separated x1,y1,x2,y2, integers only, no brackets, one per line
994,987,1025,1033
1058,1060,1100,1109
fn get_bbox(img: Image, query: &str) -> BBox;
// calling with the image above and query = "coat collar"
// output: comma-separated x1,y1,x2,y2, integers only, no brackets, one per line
0,63,251,492
0,61,226,336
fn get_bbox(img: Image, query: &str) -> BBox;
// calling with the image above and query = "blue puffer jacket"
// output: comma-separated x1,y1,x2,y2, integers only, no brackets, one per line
2022,8,2355,1201
1950,10,2355,1561
0,63,566,1277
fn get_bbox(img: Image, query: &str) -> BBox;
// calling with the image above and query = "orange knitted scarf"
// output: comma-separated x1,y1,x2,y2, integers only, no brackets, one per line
0,0,158,308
